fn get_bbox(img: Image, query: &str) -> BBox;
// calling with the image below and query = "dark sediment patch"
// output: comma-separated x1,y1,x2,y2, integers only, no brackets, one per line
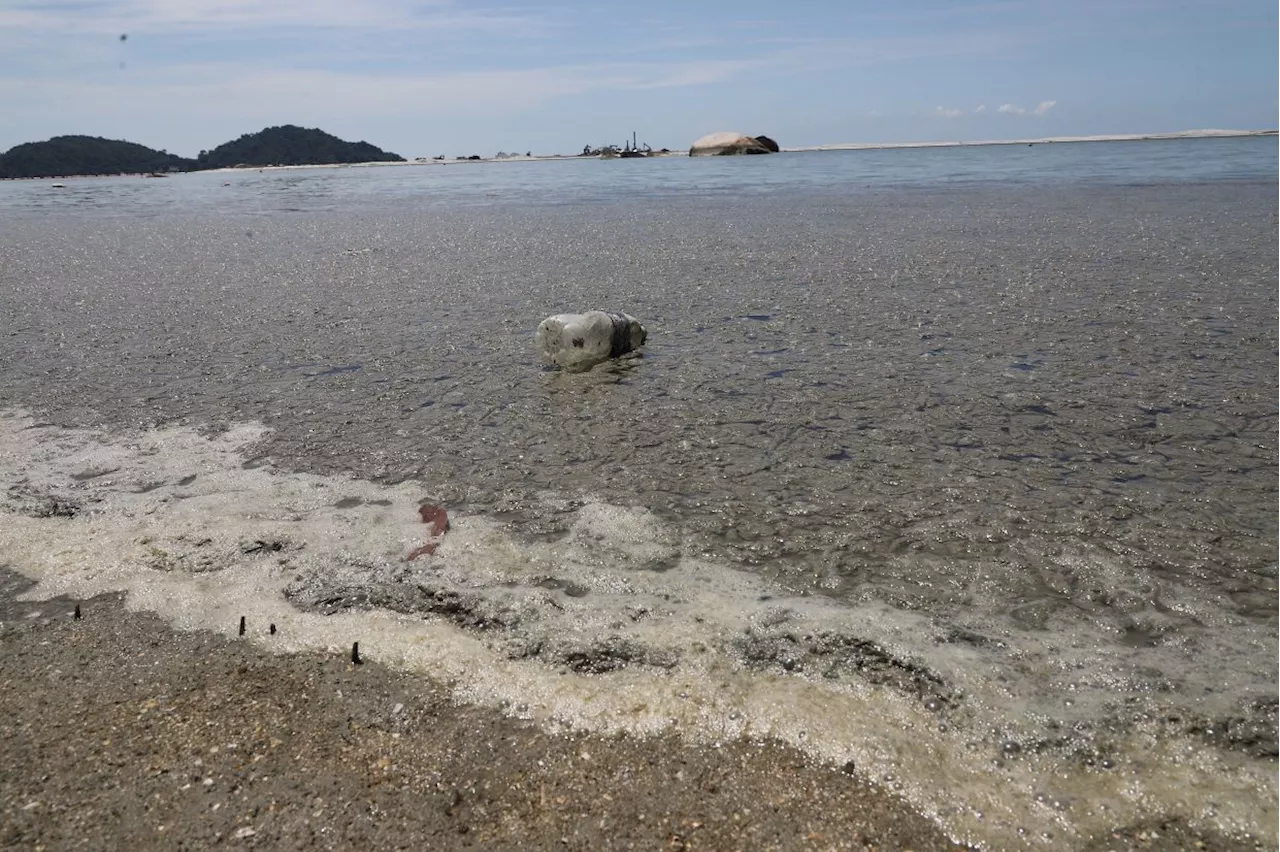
505,634,680,674
2,485,83,519
734,626,953,704
284,562,527,631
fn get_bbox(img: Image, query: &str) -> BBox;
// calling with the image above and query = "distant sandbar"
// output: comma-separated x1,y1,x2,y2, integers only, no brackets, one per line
790,128,1277,153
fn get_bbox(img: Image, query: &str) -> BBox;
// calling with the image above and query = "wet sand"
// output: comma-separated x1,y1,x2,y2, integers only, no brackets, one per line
0,569,969,851
1,569,1267,851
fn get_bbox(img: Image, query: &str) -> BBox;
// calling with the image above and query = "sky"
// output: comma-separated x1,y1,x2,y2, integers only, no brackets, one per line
0,0,1276,158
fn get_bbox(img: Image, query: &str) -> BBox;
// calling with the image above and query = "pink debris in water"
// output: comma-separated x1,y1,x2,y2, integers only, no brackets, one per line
407,503,449,560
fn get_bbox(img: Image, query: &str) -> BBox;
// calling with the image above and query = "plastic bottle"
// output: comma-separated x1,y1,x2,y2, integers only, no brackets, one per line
535,311,647,372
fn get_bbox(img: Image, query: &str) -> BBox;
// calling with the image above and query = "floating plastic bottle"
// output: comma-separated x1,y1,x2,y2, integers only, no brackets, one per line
535,311,647,372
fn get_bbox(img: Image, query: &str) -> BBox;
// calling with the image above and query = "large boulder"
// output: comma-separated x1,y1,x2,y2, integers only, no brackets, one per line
688,132,774,157
753,134,780,152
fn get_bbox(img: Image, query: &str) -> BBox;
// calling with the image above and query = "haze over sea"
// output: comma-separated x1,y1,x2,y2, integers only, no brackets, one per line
1,134,1276,849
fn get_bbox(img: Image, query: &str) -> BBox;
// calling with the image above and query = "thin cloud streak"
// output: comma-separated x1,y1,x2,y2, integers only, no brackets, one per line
0,55,766,125
935,101,1054,118
0,0,539,36
997,100,1057,115
748,31,1026,65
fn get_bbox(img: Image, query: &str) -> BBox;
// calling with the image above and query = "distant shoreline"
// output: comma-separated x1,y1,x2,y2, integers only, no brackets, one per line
4,128,1274,179
196,128,1280,174
789,127,1278,152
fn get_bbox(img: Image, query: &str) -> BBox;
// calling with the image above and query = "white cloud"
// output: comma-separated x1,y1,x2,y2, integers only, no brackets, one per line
996,100,1056,116
975,104,987,113
935,106,963,118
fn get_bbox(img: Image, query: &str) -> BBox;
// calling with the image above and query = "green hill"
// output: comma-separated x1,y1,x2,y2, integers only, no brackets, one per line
194,125,404,169
0,136,194,178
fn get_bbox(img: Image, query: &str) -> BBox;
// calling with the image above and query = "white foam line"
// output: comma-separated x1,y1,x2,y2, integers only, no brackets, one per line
0,411,1272,850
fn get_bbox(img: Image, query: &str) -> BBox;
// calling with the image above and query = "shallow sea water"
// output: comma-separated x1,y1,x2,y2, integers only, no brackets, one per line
0,137,1276,849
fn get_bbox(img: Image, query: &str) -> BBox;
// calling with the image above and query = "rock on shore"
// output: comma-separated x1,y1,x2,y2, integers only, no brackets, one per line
688,132,777,156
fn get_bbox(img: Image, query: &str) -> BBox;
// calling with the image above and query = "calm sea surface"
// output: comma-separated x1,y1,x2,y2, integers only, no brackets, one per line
1,134,1276,215
1,134,1276,849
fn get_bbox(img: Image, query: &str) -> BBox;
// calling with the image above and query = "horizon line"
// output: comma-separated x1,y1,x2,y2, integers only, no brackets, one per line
1,127,1274,175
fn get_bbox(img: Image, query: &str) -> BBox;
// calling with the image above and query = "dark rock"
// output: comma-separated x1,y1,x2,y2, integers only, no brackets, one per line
753,135,780,152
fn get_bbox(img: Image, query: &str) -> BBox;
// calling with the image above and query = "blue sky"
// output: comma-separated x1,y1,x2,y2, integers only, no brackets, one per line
0,0,1275,157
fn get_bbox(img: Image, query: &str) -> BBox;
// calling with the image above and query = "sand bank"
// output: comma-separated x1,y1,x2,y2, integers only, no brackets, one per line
0,569,970,851
788,128,1276,152
3,571,1264,851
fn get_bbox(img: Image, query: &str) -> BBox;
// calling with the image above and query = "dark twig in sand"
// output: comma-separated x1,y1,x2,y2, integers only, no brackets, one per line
351,641,362,665
73,604,81,621
239,615,246,636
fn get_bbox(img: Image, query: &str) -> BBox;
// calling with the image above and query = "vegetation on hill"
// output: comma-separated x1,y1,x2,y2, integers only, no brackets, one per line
0,135,193,178
0,125,405,178
194,125,404,169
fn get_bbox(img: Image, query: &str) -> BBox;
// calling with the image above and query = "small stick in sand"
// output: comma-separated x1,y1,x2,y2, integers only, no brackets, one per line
269,623,276,635
73,604,81,621
351,642,363,665
239,616,246,636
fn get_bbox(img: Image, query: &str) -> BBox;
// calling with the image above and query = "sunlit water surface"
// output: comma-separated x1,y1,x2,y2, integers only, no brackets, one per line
1,135,1276,849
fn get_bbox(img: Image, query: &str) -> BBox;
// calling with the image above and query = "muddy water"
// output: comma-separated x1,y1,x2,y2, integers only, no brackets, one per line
0,153,1276,848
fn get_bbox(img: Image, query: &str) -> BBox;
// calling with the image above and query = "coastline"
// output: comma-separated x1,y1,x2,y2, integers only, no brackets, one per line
6,128,1272,180
202,128,1280,172
0,569,968,852
1,570,1263,851
789,127,1278,152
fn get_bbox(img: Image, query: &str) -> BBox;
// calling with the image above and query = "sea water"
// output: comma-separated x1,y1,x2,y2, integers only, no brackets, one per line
0,135,1276,849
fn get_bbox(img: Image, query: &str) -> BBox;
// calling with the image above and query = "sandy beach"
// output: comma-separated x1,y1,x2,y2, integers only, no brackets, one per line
789,128,1276,152
3,570,1268,851
0,569,971,851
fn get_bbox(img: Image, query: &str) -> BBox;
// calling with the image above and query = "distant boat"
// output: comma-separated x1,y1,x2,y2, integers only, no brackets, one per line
51,183,66,188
